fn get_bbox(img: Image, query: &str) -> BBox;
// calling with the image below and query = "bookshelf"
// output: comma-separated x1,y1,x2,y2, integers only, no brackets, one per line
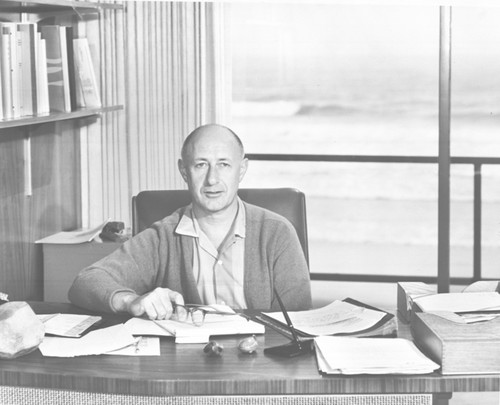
0,0,124,130
0,0,124,302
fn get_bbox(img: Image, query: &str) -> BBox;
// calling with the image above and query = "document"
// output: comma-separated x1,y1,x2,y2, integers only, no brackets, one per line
315,336,440,375
106,336,160,356
38,313,102,337
35,218,110,244
39,324,136,357
124,311,264,344
261,300,388,336
413,291,500,313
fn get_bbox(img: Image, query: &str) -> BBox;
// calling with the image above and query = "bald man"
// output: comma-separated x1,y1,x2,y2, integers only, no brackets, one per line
69,124,312,319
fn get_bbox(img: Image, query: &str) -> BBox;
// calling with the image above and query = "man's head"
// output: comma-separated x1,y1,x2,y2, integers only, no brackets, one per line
178,124,248,217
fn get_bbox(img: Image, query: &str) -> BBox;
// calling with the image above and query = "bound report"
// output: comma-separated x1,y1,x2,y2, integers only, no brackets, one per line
411,312,500,375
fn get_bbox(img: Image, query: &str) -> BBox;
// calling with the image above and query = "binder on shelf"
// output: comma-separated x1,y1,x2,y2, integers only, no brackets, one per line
73,37,101,108
411,311,500,375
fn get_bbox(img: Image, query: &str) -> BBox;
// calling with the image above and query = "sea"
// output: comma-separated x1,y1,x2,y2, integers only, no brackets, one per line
227,2,500,310
230,70,500,288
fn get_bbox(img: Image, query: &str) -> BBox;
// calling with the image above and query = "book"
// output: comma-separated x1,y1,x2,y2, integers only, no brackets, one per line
64,26,77,111
411,312,500,375
1,23,19,118
17,23,37,116
124,305,265,344
73,37,101,108
59,26,71,112
36,33,50,114
315,335,439,375
256,298,396,340
40,25,70,113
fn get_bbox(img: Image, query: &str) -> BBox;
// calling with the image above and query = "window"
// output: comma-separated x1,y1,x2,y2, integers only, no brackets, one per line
228,3,500,297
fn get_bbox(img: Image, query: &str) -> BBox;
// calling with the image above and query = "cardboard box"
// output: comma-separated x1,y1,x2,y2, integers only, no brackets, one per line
43,241,121,302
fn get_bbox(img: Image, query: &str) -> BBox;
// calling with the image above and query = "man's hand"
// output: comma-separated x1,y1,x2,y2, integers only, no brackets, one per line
112,288,185,320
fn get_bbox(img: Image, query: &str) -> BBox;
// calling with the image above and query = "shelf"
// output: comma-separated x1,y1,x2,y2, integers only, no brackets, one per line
0,0,123,14
0,105,123,130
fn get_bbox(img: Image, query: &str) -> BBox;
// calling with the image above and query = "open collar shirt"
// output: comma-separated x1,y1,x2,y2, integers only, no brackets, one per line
175,198,247,309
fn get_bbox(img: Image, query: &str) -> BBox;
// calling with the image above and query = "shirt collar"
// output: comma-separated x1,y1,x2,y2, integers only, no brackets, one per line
175,197,246,239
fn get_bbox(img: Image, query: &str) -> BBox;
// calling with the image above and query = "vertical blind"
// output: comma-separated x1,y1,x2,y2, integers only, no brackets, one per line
81,1,226,229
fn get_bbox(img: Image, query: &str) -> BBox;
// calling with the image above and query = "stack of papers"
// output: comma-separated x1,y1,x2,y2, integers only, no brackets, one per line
413,291,500,313
34,219,109,244
39,324,137,357
315,336,439,375
38,313,102,337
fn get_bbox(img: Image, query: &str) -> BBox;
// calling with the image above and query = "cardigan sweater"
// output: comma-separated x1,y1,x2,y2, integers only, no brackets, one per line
68,202,312,313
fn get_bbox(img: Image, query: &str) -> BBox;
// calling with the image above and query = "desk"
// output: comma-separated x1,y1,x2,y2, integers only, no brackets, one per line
0,302,499,405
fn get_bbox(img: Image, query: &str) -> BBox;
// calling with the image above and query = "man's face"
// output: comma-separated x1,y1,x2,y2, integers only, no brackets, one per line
179,130,248,216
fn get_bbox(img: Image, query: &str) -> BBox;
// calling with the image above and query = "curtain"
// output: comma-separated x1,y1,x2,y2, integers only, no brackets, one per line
81,1,226,229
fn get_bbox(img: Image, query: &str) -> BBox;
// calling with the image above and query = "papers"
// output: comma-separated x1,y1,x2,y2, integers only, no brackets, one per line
106,336,160,356
125,311,265,344
315,336,440,375
38,313,102,337
425,310,500,325
261,300,388,336
35,219,109,244
413,292,500,313
39,324,136,357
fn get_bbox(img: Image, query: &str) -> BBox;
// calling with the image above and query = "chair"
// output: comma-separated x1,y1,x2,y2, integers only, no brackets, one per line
132,188,309,265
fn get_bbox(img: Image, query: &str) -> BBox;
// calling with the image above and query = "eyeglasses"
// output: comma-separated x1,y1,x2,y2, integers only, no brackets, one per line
171,304,235,327
172,304,207,326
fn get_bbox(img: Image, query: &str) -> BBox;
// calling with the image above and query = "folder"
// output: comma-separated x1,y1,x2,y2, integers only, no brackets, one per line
254,298,396,340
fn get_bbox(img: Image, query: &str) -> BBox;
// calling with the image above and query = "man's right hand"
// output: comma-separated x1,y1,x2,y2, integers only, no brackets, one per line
112,288,185,320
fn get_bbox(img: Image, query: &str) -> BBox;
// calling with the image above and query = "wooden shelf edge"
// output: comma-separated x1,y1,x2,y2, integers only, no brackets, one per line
0,0,123,13
0,105,124,130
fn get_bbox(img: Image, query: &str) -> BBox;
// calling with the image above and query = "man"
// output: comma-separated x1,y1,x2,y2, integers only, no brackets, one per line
68,124,311,319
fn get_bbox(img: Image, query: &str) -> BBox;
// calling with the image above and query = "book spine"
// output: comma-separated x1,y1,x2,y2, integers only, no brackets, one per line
0,26,12,118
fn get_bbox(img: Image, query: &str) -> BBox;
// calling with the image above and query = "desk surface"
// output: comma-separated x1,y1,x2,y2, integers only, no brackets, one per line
0,302,499,397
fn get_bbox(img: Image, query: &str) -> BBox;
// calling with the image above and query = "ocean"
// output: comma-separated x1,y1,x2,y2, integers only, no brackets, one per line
231,101,500,282
228,2,500,307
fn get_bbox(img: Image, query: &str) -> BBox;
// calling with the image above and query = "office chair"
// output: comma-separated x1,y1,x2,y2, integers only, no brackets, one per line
132,188,309,265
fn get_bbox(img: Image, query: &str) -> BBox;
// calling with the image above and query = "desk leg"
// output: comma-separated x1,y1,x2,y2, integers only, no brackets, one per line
433,393,452,405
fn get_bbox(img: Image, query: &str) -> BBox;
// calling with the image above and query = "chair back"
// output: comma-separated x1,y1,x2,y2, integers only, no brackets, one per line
132,188,309,265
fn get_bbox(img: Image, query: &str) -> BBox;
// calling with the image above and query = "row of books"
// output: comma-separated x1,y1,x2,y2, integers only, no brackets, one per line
0,22,101,121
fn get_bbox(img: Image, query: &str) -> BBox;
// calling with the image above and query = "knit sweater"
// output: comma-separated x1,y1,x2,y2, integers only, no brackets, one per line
68,202,312,313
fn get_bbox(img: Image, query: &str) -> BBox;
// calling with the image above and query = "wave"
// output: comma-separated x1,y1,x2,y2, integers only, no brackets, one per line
233,99,500,119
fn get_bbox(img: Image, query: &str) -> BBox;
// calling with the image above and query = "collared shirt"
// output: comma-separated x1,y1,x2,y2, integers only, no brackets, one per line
175,198,247,309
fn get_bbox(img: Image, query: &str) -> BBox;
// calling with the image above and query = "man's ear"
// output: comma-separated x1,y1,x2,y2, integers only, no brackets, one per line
239,158,249,182
178,159,188,183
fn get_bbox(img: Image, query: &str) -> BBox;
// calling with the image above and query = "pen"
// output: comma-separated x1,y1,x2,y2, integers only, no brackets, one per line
152,320,176,336
273,288,302,349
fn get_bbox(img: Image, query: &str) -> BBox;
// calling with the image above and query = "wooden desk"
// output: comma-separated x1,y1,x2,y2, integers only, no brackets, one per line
0,302,499,405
